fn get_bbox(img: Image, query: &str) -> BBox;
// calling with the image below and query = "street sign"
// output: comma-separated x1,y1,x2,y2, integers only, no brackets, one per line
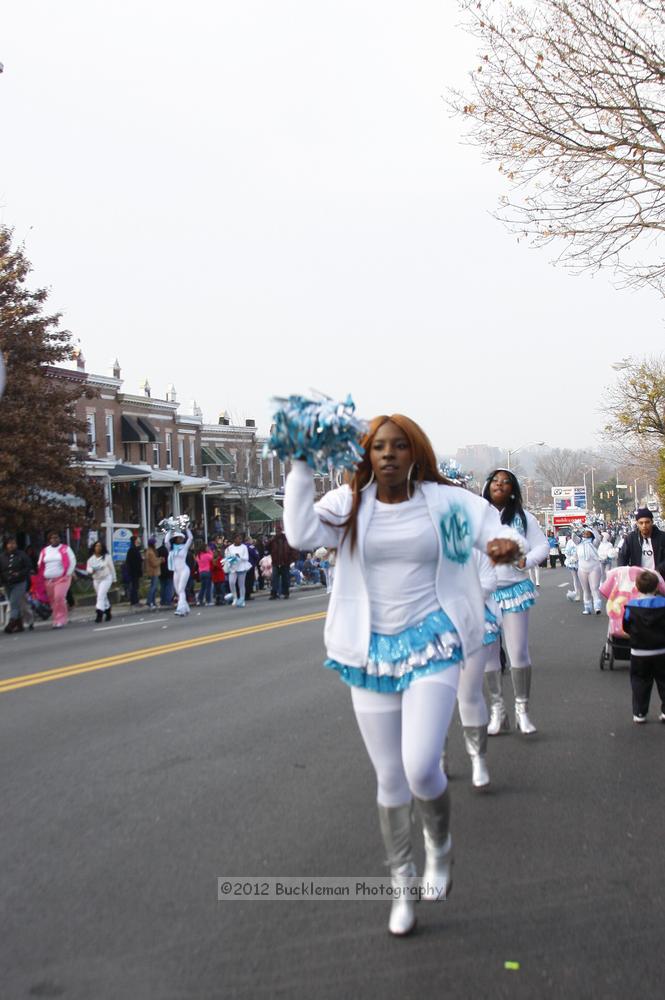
616,484,628,489
112,527,133,562
551,487,575,498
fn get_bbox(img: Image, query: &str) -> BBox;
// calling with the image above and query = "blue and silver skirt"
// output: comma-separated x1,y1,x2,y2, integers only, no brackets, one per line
324,607,463,693
491,578,536,614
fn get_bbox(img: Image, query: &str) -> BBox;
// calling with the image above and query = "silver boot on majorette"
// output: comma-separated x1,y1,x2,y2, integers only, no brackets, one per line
377,803,417,936
485,670,510,735
463,725,490,789
415,788,453,902
511,665,537,734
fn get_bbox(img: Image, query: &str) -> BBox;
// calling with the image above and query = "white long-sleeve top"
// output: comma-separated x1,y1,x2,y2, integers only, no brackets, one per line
493,510,549,586
86,553,116,582
576,537,600,570
284,463,514,667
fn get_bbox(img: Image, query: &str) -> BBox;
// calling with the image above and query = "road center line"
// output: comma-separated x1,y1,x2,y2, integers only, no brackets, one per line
0,611,327,695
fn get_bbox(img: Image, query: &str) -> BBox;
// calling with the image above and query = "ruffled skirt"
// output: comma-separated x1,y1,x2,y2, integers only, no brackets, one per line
324,607,463,693
491,578,536,614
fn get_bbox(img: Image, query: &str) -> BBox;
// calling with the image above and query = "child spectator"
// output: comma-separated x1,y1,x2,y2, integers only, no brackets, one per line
622,569,665,724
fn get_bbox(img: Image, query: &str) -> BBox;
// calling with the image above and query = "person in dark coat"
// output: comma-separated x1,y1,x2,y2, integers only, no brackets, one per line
617,508,665,575
268,525,298,599
622,569,665,723
0,537,34,633
124,537,144,606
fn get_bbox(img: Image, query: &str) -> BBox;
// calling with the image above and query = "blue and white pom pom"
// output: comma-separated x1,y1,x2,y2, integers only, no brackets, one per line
265,394,368,474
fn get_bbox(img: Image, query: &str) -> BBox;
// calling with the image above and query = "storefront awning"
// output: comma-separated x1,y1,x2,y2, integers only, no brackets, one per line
121,415,149,443
136,416,158,442
180,475,211,493
108,464,151,483
248,496,285,522
201,445,234,466
149,469,183,484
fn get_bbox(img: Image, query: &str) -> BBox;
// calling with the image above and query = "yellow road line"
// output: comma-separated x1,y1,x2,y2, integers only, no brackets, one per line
0,611,327,695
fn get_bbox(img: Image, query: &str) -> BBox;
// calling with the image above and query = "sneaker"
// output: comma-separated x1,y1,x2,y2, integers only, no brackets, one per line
659,713,665,723
633,715,647,724
582,610,591,615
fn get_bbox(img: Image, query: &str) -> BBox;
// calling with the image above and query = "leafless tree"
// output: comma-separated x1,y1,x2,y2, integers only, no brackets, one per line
536,448,589,485
450,0,665,292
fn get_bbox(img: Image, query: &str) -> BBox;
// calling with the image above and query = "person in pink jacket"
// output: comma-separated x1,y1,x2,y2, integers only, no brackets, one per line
37,532,76,628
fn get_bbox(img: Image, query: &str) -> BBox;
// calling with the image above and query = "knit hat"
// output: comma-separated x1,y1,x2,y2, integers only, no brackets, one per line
635,508,653,521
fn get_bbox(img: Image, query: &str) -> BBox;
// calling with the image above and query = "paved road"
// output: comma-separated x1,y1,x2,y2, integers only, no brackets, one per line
1,573,663,999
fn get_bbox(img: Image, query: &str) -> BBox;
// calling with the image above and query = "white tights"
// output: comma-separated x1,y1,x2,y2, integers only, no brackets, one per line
457,645,491,727
174,566,190,613
350,666,460,807
229,570,247,600
485,609,531,672
94,576,113,612
578,564,602,611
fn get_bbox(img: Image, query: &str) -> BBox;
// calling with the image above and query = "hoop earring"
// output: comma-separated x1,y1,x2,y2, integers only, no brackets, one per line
407,463,418,499
510,493,515,499
360,470,375,492
335,471,344,488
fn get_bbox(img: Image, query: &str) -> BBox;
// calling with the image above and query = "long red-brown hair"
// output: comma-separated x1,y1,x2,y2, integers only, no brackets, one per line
337,414,451,551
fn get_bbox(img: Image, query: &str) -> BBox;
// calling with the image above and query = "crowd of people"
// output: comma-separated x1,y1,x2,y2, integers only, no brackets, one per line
0,524,335,632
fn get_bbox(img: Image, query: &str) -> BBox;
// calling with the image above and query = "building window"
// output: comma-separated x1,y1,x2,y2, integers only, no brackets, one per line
178,439,184,473
86,413,96,454
124,443,131,463
189,438,196,472
139,443,147,463
269,461,275,487
165,433,172,467
152,442,160,467
280,461,285,488
232,449,238,477
105,414,114,455
256,451,263,487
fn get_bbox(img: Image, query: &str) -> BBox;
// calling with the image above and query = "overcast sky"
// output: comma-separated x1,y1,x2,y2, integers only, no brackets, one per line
2,1,663,456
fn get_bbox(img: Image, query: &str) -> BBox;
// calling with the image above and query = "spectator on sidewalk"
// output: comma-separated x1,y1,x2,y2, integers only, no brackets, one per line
195,541,214,606
157,538,174,607
144,538,162,609
125,537,144,606
268,524,297,600
1,537,33,633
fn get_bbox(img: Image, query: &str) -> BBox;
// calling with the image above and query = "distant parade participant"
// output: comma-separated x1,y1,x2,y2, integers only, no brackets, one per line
284,412,520,937
454,551,500,789
576,526,603,615
564,532,582,602
482,470,549,735
165,525,193,616
597,531,617,581
86,540,116,623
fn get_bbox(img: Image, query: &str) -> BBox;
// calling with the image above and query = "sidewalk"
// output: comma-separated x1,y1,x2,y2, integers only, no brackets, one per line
23,581,327,630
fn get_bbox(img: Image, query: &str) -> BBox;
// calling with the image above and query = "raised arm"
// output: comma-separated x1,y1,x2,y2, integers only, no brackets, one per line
284,462,349,552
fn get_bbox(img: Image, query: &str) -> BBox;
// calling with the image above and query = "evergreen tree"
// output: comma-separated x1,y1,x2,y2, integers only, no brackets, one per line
0,225,101,535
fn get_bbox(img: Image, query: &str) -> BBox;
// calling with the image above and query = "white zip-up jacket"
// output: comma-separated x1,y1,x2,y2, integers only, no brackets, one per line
493,511,549,587
284,463,513,668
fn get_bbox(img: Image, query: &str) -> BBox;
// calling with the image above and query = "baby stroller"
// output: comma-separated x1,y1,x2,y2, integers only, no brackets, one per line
598,565,665,671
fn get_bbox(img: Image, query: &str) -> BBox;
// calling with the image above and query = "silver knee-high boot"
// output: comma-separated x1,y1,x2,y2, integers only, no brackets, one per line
511,665,537,734
462,725,490,789
377,803,417,936
485,670,510,735
415,788,453,902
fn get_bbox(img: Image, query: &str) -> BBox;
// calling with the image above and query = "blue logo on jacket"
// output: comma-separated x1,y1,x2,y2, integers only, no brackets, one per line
440,505,472,564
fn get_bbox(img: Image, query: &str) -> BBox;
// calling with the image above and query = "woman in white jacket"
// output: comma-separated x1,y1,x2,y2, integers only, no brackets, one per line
284,414,520,937
86,541,116,623
576,526,603,614
481,470,549,736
